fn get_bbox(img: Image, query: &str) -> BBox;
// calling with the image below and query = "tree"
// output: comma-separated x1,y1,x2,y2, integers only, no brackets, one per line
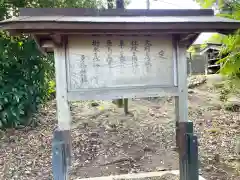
195,0,240,77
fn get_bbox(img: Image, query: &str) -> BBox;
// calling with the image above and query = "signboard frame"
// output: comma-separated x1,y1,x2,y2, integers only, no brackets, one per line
65,34,178,100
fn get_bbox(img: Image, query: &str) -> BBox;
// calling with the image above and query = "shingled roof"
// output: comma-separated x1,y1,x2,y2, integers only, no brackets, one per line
1,8,240,32
1,8,240,52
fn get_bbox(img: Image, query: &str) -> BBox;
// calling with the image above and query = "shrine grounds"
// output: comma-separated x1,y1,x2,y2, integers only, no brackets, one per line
0,75,239,180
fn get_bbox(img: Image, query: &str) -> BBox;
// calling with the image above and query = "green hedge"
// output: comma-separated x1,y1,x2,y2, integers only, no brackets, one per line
0,33,55,129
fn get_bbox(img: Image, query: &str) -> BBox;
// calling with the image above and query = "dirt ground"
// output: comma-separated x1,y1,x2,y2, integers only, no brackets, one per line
0,75,239,180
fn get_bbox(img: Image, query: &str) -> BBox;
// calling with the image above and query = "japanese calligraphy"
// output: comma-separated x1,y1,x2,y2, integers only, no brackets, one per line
79,55,87,84
119,40,126,68
144,40,152,72
68,35,174,91
158,50,166,59
119,40,124,49
131,40,139,73
92,40,100,68
106,40,113,67
131,40,138,51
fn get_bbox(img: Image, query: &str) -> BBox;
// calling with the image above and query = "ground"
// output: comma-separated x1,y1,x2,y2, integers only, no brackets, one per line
0,75,239,180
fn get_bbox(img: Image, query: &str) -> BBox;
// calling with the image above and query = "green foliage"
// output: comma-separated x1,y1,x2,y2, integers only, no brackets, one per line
196,0,240,78
217,31,240,76
195,0,217,8
0,0,108,129
187,46,197,54
205,33,225,44
0,33,54,128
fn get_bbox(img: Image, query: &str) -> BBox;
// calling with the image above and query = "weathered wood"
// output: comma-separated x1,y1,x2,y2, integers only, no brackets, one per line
67,35,175,91
52,130,72,180
175,37,188,123
175,97,180,149
178,122,192,180
3,21,240,33
176,121,199,180
123,98,128,115
19,8,214,17
67,86,178,101
115,0,126,111
54,37,72,130
188,135,199,180
75,170,206,180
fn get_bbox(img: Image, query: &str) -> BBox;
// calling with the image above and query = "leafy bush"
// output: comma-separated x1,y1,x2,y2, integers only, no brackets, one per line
0,33,54,129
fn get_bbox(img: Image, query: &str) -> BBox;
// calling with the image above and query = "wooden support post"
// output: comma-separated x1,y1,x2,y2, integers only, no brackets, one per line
175,96,180,149
174,37,199,180
177,121,199,180
115,0,129,113
52,130,72,180
175,38,199,179
52,37,72,180
54,37,72,131
123,98,128,115
187,133,199,180
146,0,150,9
176,39,188,124
175,36,188,150
178,122,192,180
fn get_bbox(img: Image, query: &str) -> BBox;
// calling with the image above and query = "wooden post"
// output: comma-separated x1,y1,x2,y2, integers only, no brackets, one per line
146,0,150,9
174,37,199,180
116,0,129,114
123,98,128,115
175,37,189,180
54,38,72,131
52,37,72,180
176,39,188,124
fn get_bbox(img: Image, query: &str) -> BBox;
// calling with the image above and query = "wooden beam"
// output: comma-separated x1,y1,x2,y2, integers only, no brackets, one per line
41,40,54,48
32,35,47,56
67,87,179,101
75,170,207,180
180,33,200,48
50,34,64,47
3,22,239,32
19,8,214,17
175,36,188,123
54,36,72,130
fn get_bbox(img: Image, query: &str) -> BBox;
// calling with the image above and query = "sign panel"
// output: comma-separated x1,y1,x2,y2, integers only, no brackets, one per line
67,35,175,92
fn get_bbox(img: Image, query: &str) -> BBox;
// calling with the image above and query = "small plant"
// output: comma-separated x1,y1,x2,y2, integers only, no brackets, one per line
219,88,231,101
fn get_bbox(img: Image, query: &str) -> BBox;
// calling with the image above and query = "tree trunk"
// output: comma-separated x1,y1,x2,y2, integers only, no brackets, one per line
116,0,124,9
107,0,114,9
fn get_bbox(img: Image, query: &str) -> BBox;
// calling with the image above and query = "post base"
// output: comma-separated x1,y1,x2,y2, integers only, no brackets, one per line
52,129,72,180
177,121,199,180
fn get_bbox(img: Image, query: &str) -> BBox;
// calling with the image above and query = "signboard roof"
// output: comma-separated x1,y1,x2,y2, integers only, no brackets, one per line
0,8,240,33
0,8,239,52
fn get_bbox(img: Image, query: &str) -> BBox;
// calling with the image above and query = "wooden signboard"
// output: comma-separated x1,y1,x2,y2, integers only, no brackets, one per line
66,35,177,100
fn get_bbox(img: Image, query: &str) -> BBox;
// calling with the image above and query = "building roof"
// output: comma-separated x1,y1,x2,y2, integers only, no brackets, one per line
1,8,239,33
1,8,240,53
200,43,222,55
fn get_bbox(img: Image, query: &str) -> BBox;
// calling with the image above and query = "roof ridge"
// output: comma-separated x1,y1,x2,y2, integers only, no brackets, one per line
19,8,214,17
